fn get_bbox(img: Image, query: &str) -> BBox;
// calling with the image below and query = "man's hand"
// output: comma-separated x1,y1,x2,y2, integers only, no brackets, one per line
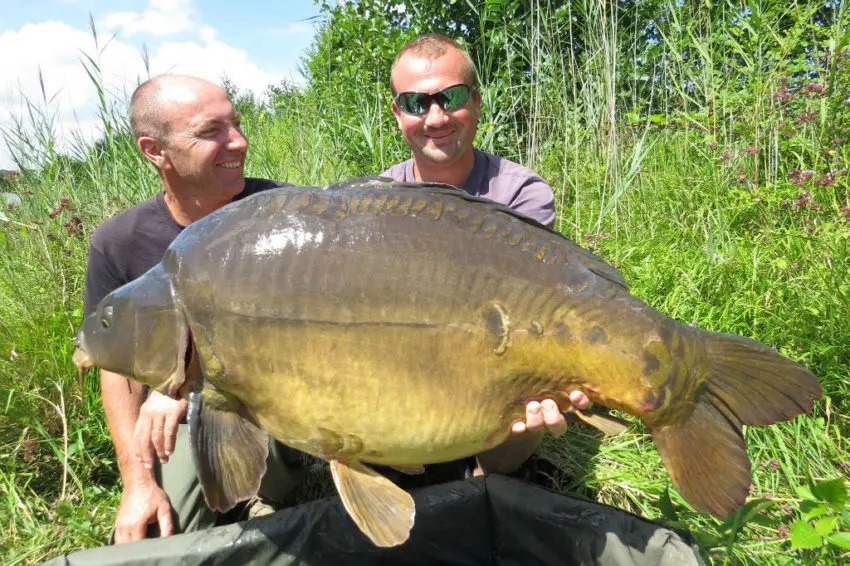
114,481,174,544
511,390,590,437
134,390,188,468
475,390,591,476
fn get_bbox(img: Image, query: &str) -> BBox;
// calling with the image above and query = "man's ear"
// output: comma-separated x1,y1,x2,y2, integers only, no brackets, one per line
472,90,482,119
391,100,403,127
137,136,167,168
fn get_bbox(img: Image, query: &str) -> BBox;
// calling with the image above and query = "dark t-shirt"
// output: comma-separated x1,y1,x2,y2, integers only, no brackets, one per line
84,178,284,316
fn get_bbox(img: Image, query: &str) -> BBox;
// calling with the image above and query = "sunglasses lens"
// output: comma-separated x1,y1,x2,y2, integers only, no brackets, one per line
397,93,429,115
396,85,473,115
439,85,471,111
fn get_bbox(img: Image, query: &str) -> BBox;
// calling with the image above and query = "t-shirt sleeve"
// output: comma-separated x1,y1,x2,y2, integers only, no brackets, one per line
83,240,123,317
379,162,409,182
509,177,556,227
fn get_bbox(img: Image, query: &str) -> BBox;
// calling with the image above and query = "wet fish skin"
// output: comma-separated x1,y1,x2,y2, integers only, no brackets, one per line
74,178,821,546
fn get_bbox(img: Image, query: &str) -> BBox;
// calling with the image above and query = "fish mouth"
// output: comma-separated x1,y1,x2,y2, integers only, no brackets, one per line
72,346,93,371
72,346,93,389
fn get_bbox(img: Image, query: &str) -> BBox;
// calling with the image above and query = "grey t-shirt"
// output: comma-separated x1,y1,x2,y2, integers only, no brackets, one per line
381,148,556,227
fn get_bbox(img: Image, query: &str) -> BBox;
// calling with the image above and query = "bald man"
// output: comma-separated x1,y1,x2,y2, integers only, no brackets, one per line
83,75,301,544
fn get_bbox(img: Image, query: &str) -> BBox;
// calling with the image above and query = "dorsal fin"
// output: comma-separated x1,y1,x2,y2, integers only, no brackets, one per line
323,177,630,292
325,176,460,193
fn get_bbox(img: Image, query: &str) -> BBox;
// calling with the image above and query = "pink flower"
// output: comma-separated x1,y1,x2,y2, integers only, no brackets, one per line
815,172,835,187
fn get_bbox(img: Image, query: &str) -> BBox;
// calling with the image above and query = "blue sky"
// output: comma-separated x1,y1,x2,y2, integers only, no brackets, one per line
0,0,324,168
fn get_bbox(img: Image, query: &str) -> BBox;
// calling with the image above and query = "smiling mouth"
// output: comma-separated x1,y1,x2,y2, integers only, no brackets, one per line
425,130,455,142
218,161,243,169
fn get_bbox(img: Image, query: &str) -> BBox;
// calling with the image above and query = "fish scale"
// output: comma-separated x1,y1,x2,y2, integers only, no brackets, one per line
74,178,821,548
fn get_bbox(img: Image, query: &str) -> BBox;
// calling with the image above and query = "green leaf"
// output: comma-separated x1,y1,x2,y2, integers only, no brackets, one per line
789,520,823,549
827,532,850,550
812,478,847,511
801,500,830,521
718,498,774,535
796,485,816,501
56,501,74,519
814,516,839,537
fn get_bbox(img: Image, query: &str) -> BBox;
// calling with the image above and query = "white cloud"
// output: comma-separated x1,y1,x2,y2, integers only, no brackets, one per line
0,18,285,169
148,32,277,98
0,21,146,168
99,0,195,38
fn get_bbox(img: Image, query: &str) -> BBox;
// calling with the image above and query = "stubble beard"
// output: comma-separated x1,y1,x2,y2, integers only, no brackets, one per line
418,135,464,165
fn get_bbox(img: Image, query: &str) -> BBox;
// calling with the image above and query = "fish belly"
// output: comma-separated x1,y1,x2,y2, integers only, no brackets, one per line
198,314,527,465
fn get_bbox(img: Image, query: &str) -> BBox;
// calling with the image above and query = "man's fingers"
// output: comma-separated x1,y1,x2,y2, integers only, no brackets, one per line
524,401,544,432
115,521,145,545
514,394,589,436
163,415,179,461
150,416,168,464
568,389,591,410
157,503,174,538
541,399,567,436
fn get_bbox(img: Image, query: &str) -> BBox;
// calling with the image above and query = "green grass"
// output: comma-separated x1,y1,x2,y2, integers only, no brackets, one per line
2,1,850,563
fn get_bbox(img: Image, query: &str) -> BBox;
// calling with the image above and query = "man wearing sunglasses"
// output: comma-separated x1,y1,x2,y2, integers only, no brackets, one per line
383,33,556,228
382,34,588,484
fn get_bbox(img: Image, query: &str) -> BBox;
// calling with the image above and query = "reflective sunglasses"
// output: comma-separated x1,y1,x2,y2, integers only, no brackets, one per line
394,84,475,116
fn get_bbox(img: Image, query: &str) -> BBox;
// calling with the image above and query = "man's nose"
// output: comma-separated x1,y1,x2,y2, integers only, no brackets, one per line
423,101,449,128
227,126,248,151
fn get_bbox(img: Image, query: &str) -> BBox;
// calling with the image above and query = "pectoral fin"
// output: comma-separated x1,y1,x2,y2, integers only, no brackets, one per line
187,388,269,512
329,459,415,547
570,408,632,436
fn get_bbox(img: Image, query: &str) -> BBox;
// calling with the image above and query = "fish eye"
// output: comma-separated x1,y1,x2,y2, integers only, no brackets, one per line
100,305,113,329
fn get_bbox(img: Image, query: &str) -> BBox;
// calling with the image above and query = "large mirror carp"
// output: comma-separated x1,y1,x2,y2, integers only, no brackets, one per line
73,178,821,547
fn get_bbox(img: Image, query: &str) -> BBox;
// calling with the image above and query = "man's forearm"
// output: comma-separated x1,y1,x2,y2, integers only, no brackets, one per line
100,369,155,486
475,429,544,475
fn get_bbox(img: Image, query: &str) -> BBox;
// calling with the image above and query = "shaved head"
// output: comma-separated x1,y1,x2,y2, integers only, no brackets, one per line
390,34,478,96
129,75,224,143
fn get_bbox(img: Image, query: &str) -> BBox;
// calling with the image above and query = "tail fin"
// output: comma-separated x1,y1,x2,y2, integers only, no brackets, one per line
652,331,821,518
703,332,821,424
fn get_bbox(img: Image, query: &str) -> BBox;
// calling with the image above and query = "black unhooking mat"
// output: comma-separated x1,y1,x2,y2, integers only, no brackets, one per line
41,475,706,566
